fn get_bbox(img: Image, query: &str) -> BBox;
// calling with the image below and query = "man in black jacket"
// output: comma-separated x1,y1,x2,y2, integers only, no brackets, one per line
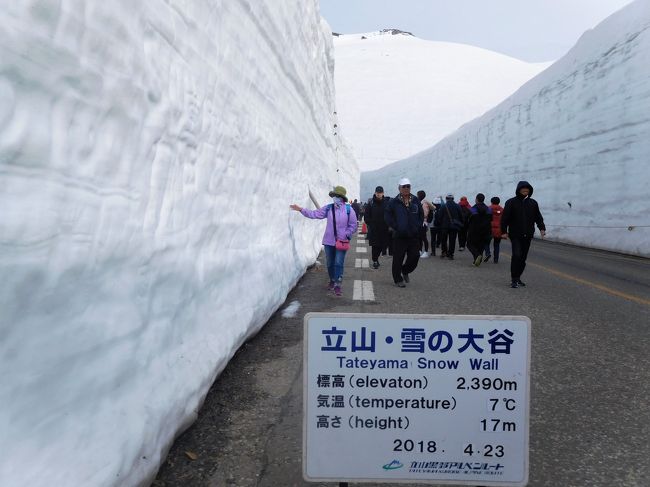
364,186,391,269
501,181,546,288
385,178,424,287
435,194,463,260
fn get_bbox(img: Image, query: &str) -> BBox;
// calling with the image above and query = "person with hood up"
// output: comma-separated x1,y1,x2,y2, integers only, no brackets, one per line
500,181,546,288
485,196,504,263
290,185,357,296
364,186,391,269
435,193,463,260
385,178,424,287
467,193,493,266
457,196,472,251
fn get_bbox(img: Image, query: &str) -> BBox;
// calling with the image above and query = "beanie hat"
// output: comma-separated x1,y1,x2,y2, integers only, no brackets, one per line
328,185,348,202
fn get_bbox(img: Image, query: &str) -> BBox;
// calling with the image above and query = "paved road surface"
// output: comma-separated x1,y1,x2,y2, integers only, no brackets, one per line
154,232,650,487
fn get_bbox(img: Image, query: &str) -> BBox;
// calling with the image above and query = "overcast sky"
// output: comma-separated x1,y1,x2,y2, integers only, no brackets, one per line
319,0,635,62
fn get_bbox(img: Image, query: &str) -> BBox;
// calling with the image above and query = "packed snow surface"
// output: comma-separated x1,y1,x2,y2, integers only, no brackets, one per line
362,0,650,256
333,31,550,172
281,300,301,318
0,1,356,486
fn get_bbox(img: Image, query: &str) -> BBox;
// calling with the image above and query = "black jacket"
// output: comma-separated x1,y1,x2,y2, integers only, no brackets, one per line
435,200,463,230
364,195,391,247
467,202,493,245
501,181,546,239
385,194,424,239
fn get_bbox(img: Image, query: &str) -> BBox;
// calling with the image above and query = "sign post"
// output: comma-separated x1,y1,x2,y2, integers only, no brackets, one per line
303,313,531,486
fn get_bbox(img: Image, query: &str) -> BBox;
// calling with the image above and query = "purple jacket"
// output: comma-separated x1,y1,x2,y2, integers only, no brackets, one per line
301,203,358,246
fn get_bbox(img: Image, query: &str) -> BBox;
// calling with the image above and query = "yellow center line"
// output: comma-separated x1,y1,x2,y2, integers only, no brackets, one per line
501,252,650,307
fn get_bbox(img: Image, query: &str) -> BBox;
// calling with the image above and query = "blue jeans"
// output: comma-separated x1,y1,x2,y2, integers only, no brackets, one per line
324,244,347,282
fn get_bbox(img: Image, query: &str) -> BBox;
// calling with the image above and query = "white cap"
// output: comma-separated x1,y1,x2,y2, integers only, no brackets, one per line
398,177,411,186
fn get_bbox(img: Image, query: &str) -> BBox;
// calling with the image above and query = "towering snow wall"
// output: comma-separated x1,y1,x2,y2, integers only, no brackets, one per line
0,2,357,486
362,0,650,256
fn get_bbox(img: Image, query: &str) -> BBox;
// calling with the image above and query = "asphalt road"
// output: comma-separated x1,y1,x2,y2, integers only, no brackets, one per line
153,233,650,487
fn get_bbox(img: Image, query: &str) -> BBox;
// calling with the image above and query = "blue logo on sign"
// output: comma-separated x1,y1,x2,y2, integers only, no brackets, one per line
382,459,404,470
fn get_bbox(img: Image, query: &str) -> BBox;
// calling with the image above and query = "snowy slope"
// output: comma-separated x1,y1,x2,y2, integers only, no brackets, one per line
0,2,356,486
333,31,550,172
362,0,650,257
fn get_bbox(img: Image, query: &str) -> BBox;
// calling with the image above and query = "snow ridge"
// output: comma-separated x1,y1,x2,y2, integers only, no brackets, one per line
362,0,650,256
333,31,549,172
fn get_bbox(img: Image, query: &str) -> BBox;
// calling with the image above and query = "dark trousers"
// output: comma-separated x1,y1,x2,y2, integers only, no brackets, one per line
510,237,533,280
485,237,501,262
429,228,438,255
419,226,429,252
392,237,420,283
468,238,489,260
458,228,468,248
371,245,382,262
440,229,458,256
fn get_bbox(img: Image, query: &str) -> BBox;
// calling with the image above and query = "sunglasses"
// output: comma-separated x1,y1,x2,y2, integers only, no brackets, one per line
401,184,411,188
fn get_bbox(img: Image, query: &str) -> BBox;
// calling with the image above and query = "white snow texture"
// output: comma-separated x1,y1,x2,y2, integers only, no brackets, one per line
0,2,357,486
362,0,650,256
333,31,550,172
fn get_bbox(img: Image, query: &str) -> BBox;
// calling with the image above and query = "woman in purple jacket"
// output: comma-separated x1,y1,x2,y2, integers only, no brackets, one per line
290,186,357,296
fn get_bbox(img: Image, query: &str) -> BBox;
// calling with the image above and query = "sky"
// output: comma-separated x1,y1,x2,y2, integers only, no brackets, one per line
319,0,635,62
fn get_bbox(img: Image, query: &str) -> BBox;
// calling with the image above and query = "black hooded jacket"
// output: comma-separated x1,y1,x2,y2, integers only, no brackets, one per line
501,181,546,239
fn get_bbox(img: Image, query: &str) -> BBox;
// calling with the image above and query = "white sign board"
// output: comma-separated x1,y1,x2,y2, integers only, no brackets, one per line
303,313,531,486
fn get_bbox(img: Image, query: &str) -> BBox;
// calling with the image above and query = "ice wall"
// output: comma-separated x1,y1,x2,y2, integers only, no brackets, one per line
0,1,357,486
362,0,650,256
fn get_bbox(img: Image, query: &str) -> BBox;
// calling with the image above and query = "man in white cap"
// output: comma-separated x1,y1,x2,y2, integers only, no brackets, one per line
384,177,424,287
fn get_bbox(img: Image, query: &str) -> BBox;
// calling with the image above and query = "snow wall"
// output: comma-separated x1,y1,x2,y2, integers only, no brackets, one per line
0,2,357,486
362,0,650,257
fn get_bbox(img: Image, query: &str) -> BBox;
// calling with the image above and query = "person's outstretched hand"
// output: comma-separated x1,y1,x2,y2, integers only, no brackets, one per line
290,204,302,211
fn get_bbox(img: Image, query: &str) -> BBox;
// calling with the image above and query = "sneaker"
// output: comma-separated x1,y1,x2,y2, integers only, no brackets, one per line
473,255,483,267
402,273,410,283
440,252,447,259
327,281,335,291
420,251,429,259
334,284,342,296
395,281,406,288
517,279,526,287
459,247,465,251
372,261,380,269
484,254,491,262
511,280,519,288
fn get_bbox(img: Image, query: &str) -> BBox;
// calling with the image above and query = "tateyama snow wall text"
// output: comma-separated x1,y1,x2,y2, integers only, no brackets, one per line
362,0,650,256
0,1,357,486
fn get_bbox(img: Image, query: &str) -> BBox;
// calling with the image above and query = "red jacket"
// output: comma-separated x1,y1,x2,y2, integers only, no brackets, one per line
490,204,504,238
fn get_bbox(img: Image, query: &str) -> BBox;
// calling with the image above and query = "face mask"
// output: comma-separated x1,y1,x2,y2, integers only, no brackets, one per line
332,197,343,204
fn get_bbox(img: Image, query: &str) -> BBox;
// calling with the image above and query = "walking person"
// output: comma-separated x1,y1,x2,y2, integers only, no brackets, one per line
500,181,546,288
466,193,493,266
290,185,357,296
385,178,424,287
364,186,391,269
416,190,433,259
458,196,472,251
485,196,504,263
436,194,463,260
429,196,443,255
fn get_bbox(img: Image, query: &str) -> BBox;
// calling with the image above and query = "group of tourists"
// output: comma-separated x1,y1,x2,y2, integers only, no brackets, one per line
290,178,545,295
